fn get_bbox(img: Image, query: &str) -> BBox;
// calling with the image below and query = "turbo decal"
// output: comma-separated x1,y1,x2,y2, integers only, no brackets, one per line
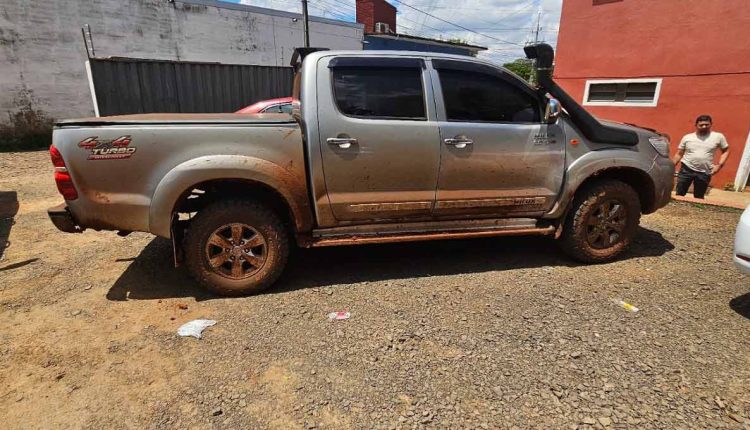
78,136,136,160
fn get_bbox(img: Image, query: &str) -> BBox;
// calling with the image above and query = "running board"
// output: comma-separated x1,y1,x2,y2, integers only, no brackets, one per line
308,218,555,247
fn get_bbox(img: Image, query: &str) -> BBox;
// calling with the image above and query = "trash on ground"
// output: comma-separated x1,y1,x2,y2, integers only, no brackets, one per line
612,299,639,313
328,311,350,321
177,303,189,310
177,319,217,339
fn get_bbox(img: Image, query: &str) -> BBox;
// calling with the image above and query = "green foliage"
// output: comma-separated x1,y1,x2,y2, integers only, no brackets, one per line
502,58,534,82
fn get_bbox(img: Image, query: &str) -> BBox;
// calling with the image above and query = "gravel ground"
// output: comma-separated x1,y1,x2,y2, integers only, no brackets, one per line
1,150,749,429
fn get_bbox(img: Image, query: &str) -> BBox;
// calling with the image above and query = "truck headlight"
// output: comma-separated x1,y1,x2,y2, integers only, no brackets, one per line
648,136,670,157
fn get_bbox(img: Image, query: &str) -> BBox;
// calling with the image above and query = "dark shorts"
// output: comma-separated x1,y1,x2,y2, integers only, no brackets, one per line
675,163,711,199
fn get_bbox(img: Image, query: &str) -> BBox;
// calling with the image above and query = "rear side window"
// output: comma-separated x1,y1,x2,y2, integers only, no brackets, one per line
262,103,293,114
438,69,540,123
332,67,426,120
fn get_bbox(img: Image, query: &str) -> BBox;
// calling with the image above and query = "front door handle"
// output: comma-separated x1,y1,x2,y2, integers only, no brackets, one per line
444,136,473,149
327,137,358,149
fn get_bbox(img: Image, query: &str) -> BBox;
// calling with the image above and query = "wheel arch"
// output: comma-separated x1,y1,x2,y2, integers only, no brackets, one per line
575,167,656,214
149,155,313,239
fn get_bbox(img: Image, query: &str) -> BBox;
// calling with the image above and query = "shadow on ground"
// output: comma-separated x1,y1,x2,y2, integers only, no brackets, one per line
0,191,19,261
730,293,750,320
108,226,674,301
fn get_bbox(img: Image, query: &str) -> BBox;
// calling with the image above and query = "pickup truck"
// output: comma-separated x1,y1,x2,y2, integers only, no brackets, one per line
47,44,674,296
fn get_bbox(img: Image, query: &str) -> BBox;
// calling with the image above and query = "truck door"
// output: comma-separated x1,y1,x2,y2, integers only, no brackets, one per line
316,57,441,222
430,59,565,217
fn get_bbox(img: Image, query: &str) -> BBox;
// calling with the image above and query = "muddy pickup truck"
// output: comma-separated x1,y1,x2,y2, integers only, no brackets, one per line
48,44,674,296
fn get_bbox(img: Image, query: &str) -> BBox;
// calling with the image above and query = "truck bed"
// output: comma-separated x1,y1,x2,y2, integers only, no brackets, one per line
56,113,296,126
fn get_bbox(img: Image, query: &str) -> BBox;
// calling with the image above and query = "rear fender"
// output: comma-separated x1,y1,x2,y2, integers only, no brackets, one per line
149,155,311,238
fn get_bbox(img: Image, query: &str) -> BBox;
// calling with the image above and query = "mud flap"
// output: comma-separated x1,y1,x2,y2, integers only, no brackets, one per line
170,213,184,268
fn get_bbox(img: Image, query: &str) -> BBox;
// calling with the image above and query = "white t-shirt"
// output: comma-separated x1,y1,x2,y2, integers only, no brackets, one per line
678,131,729,174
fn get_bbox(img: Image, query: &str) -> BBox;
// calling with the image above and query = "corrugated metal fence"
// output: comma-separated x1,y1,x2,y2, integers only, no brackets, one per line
89,58,294,116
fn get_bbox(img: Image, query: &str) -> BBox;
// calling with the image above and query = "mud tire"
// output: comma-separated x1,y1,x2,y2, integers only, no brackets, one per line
559,180,641,263
184,200,289,296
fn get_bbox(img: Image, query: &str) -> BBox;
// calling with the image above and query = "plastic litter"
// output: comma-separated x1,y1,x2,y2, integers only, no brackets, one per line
177,319,217,339
327,311,350,321
612,299,639,313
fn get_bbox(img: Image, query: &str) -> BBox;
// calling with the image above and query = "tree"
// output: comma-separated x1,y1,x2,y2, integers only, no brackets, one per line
502,58,534,82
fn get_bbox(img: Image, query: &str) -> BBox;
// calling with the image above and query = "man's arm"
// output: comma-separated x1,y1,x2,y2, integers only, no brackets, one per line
712,146,730,175
672,148,685,167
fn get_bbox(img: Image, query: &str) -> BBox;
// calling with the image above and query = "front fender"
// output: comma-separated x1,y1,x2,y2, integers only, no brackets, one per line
149,155,311,238
545,149,656,218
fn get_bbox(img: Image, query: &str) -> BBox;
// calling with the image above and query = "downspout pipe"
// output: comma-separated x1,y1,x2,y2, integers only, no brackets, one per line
524,43,639,146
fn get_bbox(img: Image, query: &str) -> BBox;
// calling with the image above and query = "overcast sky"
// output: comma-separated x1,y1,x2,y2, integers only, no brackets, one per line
232,0,563,64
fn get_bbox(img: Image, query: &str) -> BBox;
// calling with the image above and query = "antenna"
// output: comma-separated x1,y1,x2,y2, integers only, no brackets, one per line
81,24,95,59
528,10,542,86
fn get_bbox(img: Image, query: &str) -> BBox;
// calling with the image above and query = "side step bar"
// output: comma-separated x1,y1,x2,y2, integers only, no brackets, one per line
307,218,556,247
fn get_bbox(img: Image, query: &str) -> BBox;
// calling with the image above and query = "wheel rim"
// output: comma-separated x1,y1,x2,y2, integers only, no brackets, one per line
585,198,628,250
204,223,267,280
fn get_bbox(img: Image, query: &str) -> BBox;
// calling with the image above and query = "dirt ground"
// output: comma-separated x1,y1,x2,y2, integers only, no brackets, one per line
1,150,749,430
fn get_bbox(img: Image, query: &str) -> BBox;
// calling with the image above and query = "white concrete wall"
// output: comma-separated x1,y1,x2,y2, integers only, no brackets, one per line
0,0,363,127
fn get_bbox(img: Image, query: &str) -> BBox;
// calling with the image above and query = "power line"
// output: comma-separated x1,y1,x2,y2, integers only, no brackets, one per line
388,0,525,46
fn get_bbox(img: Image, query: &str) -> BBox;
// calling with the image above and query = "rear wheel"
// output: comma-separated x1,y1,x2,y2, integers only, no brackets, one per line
559,180,641,263
184,200,289,296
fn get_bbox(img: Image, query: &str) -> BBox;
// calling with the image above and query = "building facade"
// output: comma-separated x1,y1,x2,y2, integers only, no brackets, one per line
554,0,750,190
0,0,363,145
356,0,485,57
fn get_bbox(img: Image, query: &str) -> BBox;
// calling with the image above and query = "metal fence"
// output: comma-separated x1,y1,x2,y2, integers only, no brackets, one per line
89,58,294,116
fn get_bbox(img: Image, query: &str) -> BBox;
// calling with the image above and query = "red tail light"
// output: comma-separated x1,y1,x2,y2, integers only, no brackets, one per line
49,145,78,200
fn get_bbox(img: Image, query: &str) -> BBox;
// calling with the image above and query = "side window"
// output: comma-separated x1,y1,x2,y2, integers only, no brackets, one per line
438,69,540,123
261,105,281,113
261,104,293,114
332,67,426,120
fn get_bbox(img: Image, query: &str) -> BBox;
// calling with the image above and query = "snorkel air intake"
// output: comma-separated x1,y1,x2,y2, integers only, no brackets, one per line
524,43,638,146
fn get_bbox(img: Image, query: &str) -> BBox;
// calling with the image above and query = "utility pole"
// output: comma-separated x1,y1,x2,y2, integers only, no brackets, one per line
302,0,310,47
528,10,542,86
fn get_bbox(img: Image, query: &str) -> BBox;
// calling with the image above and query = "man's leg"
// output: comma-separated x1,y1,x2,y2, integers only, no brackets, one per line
675,165,694,196
693,172,710,199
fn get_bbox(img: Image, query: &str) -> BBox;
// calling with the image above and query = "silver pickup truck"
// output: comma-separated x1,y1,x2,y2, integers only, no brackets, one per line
48,44,674,296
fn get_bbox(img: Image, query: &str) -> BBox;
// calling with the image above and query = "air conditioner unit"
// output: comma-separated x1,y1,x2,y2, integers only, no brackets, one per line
374,22,391,34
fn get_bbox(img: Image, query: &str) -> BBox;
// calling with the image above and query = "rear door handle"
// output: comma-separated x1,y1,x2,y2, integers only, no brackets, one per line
327,137,358,149
444,136,473,149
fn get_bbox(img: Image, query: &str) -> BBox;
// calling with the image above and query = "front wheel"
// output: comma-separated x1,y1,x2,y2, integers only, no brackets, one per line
559,180,641,263
184,200,289,296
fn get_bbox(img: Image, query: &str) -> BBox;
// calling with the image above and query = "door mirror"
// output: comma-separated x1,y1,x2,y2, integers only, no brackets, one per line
545,98,561,124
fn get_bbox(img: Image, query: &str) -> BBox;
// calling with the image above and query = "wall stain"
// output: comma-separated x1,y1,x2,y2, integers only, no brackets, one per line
0,88,54,151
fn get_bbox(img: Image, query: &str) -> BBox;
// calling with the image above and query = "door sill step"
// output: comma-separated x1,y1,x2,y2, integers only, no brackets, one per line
309,218,555,247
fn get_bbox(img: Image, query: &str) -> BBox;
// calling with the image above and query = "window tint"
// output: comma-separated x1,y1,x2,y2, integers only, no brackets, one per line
332,67,426,120
438,69,540,123
279,103,293,114
261,103,293,114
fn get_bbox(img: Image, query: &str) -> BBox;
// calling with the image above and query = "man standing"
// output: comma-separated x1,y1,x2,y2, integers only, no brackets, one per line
672,115,730,199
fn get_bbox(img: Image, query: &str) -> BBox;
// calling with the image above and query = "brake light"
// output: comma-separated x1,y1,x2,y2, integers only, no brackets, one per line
649,135,670,157
49,145,78,200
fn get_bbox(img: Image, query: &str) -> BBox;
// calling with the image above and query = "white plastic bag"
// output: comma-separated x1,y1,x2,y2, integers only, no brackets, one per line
177,319,217,339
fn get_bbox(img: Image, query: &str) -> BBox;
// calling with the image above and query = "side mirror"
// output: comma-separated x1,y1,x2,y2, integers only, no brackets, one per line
545,98,561,124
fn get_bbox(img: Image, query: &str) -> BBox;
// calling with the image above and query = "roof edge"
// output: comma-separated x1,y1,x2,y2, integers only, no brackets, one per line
365,33,487,51
179,0,364,30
